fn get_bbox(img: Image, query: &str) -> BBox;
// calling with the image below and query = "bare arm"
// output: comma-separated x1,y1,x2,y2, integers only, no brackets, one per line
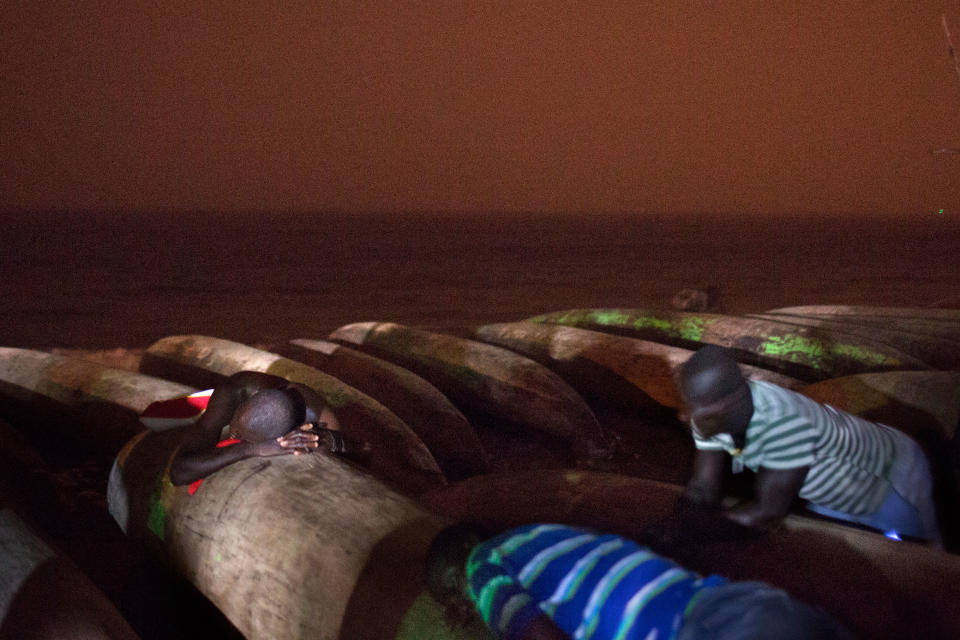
726,465,810,530
168,372,319,486
683,449,727,505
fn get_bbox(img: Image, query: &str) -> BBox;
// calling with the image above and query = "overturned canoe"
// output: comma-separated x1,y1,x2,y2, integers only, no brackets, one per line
276,339,488,481
140,335,445,495
0,507,141,640
328,323,605,458
473,322,804,410
108,429,443,640
528,308,930,381
762,307,960,343
424,470,960,640
798,371,960,443
747,313,960,369
0,347,195,453
766,305,960,322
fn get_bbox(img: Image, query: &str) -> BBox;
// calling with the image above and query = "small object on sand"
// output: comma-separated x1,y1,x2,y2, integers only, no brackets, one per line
671,287,714,312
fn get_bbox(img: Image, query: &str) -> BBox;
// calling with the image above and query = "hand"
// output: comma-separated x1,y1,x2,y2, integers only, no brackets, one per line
251,424,320,457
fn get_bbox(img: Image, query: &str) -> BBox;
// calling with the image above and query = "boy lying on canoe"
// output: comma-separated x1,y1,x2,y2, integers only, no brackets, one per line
678,345,941,543
167,371,351,488
426,522,850,640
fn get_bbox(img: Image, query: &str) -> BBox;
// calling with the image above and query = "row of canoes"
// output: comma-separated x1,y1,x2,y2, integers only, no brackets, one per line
0,305,957,639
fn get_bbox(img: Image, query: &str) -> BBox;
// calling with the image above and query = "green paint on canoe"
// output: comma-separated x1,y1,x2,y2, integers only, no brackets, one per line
147,479,169,541
831,343,896,367
758,335,893,369
530,310,710,342
395,592,493,640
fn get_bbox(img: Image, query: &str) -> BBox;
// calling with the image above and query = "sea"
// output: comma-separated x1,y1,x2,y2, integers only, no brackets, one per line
2,210,959,350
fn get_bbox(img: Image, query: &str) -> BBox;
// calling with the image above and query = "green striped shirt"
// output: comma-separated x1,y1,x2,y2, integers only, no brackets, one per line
693,380,897,515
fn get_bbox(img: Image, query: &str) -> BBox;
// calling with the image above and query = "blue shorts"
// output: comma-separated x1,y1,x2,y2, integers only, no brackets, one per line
678,582,850,640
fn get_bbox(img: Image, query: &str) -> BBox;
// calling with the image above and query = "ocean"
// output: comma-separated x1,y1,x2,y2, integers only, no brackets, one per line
2,210,959,349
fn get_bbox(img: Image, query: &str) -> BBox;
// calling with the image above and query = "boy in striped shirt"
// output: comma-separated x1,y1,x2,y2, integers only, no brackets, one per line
678,345,940,542
425,523,848,640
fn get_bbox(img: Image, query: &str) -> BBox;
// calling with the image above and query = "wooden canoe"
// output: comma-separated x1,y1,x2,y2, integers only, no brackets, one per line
766,305,960,322
0,507,141,640
328,323,606,458
108,428,444,640
527,308,931,381
762,307,960,343
140,335,445,495
276,339,488,481
424,470,960,640
473,321,804,410
0,347,195,454
798,371,960,443
747,313,960,369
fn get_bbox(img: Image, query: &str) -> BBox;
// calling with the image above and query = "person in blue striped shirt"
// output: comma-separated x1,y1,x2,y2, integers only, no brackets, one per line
678,345,940,542
425,523,848,640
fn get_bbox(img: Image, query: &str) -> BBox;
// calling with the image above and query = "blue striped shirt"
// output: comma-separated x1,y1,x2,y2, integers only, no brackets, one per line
466,524,725,640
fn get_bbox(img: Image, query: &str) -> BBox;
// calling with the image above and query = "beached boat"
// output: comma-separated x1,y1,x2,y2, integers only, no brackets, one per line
328,322,606,459
762,306,960,343
766,305,960,322
109,427,445,640
0,507,141,640
424,470,960,639
528,308,931,380
0,347,195,453
140,335,446,495
276,339,488,480
747,313,960,369
473,321,804,410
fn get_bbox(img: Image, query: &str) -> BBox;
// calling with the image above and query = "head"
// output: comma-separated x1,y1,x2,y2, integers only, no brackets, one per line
230,388,306,442
678,345,752,438
424,523,488,605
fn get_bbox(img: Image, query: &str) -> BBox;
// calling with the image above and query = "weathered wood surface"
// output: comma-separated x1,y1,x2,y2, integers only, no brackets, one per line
276,339,488,480
0,348,195,452
140,335,445,494
474,322,804,410
108,430,442,640
762,309,960,343
747,313,960,370
766,305,960,322
0,508,140,640
528,309,931,381
798,372,960,443
328,322,605,456
424,470,960,640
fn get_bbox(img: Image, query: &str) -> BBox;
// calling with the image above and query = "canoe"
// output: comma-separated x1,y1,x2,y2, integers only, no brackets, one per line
473,322,805,410
140,335,445,495
766,305,960,322
798,372,960,443
276,339,488,480
527,308,931,381
762,307,960,343
423,470,960,640
747,313,960,369
0,347,195,453
108,428,445,640
0,507,141,640
328,323,606,459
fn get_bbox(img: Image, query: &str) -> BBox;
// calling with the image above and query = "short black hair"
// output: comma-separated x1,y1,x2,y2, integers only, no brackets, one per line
424,523,490,601
231,388,306,442
679,345,746,404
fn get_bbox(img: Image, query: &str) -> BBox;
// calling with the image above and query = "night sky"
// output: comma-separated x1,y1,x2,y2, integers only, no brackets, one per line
3,3,959,216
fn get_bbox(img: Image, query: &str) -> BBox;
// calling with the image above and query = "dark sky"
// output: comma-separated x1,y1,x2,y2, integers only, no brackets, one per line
2,2,959,216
